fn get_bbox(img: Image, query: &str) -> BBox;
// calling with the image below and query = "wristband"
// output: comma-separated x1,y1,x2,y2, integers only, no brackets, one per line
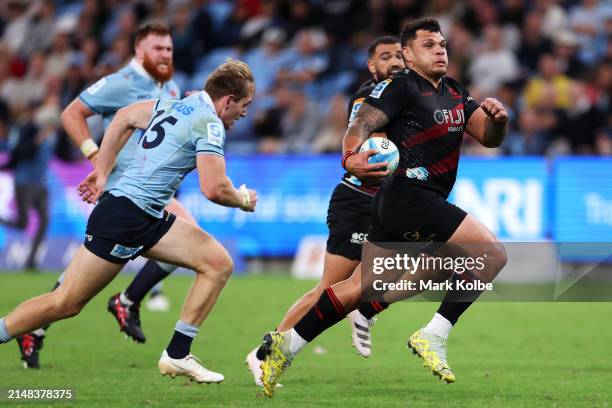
341,151,356,170
238,184,250,209
80,139,99,159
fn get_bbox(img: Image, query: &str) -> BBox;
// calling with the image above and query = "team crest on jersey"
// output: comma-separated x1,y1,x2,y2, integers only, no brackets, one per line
369,79,392,99
206,123,224,147
86,77,107,95
348,98,365,123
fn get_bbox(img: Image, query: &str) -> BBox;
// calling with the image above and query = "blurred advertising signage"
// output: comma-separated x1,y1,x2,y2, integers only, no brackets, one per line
179,155,343,256
553,157,612,242
449,158,549,241
1,155,609,262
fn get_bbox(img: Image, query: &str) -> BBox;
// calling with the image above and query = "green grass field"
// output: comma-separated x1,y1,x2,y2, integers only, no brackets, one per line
0,272,611,407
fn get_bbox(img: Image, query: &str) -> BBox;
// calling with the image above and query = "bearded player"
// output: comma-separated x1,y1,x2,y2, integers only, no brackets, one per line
15,22,192,368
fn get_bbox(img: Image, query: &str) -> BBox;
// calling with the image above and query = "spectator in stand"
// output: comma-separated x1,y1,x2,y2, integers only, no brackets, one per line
20,0,55,57
0,51,46,115
523,53,572,110
311,94,348,153
557,81,606,153
516,11,552,75
170,2,196,76
502,107,551,156
552,30,586,79
276,28,329,92
568,0,611,64
534,0,568,39
469,23,520,94
0,97,59,269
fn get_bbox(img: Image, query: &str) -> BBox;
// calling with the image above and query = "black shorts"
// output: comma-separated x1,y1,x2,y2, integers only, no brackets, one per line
84,193,176,264
368,177,467,243
326,183,374,261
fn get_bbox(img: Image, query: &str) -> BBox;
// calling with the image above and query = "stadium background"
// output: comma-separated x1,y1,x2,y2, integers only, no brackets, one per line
0,1,611,406
0,0,610,271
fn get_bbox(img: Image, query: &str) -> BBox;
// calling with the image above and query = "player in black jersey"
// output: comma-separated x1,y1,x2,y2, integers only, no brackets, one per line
245,36,403,386
259,18,509,397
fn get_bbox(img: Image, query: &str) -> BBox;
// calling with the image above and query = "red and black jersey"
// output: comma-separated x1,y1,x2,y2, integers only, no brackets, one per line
363,69,479,197
341,79,379,196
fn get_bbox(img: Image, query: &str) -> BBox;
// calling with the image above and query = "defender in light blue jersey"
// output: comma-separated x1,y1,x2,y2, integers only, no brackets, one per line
110,92,226,218
0,59,256,384
12,24,189,371
59,23,190,346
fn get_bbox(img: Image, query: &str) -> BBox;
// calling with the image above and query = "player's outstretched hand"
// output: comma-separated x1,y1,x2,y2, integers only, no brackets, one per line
480,98,508,124
238,184,257,212
78,169,107,204
346,149,389,181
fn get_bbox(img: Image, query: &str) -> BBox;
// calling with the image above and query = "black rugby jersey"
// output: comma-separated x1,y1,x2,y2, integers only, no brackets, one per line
341,79,380,196
363,69,479,197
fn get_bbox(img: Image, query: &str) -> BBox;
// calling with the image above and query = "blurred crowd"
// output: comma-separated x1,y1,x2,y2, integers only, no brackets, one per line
0,0,610,160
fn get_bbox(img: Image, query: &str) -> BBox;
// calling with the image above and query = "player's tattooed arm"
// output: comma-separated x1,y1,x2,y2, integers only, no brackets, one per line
342,103,390,180
465,98,508,148
343,103,390,151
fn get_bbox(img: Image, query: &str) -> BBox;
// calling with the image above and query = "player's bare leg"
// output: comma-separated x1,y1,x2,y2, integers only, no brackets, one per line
0,246,124,340
143,216,232,383
108,198,200,344
145,198,199,311
409,214,507,383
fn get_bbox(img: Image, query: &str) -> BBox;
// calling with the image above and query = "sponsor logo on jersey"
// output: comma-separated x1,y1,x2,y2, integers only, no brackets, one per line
206,122,224,147
350,232,368,244
405,167,429,181
348,98,365,123
110,244,144,259
369,79,392,99
86,78,107,95
433,108,465,126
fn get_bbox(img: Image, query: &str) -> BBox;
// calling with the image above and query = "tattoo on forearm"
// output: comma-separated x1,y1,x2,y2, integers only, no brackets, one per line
346,103,390,144
358,104,389,134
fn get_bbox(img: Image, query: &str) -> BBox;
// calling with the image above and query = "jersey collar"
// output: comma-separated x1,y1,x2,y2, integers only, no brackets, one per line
129,58,163,88
197,91,218,116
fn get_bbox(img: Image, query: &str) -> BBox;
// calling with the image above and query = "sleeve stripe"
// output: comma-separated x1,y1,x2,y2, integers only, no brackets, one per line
78,96,101,114
196,149,224,156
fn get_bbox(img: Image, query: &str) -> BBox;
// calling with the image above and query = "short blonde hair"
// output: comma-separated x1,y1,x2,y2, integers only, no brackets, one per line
204,58,254,101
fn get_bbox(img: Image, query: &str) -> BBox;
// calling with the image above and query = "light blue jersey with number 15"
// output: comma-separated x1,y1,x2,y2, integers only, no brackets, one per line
79,59,181,191
110,91,225,218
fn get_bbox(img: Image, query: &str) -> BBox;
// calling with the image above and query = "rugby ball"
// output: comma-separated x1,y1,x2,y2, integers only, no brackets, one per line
358,137,400,173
